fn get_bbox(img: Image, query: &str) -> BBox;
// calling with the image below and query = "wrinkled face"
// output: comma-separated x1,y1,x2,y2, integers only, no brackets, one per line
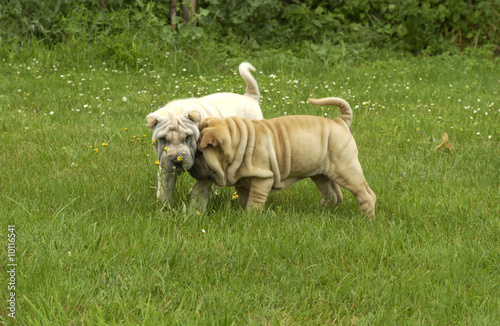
147,110,201,174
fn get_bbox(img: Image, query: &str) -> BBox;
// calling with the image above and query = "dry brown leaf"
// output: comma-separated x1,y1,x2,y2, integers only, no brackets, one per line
434,132,454,151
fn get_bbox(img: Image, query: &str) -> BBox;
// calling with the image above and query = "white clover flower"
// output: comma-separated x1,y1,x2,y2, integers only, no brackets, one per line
122,97,127,102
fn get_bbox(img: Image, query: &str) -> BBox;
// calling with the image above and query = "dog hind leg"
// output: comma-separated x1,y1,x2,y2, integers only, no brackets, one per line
327,161,376,218
310,175,343,207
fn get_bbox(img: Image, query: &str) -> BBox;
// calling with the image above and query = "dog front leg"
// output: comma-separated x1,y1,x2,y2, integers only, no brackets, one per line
157,168,177,206
245,178,273,211
188,180,213,211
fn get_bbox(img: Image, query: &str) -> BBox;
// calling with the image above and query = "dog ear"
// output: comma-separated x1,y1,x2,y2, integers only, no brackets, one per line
199,121,208,131
199,128,221,149
146,114,160,130
187,110,201,124
199,117,216,131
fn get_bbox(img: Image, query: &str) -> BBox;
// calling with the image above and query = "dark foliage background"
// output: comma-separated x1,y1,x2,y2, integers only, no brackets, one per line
0,0,498,56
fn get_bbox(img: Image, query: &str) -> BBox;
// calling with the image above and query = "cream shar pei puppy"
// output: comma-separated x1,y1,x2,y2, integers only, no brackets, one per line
146,62,263,206
189,97,376,217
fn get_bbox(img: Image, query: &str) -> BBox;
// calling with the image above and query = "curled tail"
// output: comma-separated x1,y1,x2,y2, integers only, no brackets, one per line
239,62,260,101
307,97,353,129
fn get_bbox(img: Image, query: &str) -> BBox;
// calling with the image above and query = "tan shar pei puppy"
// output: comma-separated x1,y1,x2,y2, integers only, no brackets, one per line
146,62,263,207
188,97,376,217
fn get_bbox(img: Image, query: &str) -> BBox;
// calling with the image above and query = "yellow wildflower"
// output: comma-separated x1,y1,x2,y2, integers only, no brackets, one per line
124,128,128,131
94,148,99,153
155,160,160,165
152,139,156,144
164,147,168,151
176,156,182,162
102,142,108,147
196,211,201,216
142,134,146,138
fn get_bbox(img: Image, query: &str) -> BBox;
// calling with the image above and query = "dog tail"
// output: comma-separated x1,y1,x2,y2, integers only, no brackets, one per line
239,62,260,101
307,97,353,129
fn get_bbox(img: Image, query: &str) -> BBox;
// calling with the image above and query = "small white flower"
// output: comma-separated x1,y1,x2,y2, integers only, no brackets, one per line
122,97,127,102
202,229,206,234
68,251,71,256
49,111,54,115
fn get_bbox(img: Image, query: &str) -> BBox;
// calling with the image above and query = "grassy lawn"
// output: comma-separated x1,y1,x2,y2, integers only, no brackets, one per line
0,47,499,324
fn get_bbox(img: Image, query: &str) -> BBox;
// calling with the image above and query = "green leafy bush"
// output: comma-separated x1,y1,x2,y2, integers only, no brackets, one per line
0,0,498,55
199,0,499,53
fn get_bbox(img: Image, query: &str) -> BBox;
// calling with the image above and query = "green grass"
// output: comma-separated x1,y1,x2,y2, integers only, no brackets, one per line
0,44,499,325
